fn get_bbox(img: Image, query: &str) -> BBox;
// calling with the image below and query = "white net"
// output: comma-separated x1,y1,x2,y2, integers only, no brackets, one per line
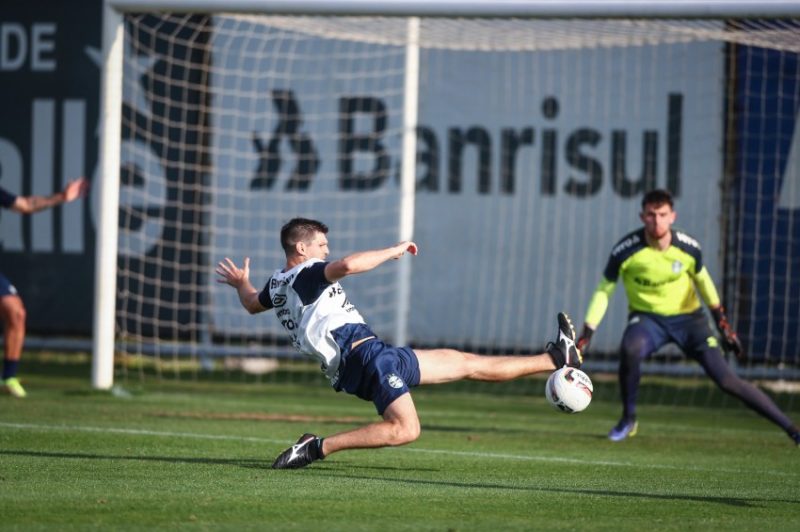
114,13,800,410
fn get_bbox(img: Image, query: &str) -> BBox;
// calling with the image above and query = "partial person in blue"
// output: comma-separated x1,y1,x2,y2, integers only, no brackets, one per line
0,177,89,398
216,217,583,469
577,189,799,446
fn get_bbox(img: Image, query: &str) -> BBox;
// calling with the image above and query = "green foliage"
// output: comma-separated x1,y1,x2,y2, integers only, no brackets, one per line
0,355,798,531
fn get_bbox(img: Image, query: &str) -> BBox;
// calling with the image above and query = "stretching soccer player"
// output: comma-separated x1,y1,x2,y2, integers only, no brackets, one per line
577,189,799,445
0,177,89,398
216,217,582,469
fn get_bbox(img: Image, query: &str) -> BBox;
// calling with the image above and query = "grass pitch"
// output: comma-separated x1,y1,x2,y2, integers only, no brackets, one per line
0,355,798,531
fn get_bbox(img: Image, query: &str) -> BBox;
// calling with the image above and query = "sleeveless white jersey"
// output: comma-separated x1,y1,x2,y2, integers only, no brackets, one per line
265,258,366,380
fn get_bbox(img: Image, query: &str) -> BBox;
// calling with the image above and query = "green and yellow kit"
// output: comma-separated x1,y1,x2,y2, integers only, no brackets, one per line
585,228,720,327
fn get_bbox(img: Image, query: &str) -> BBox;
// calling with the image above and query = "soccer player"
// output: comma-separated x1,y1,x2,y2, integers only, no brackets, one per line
577,189,799,445
216,217,582,469
0,177,90,398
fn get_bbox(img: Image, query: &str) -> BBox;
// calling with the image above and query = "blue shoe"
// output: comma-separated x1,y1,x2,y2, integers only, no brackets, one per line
790,430,800,447
608,419,638,442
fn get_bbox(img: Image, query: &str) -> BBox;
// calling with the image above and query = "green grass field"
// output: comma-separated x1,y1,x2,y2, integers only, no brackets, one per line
1,354,798,531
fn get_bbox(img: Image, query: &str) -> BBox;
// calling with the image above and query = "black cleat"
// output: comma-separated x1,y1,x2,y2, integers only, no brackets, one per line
546,312,583,368
271,433,323,469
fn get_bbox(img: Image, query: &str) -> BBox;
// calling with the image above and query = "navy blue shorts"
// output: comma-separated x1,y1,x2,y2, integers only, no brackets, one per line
623,310,717,359
334,334,421,416
0,272,18,297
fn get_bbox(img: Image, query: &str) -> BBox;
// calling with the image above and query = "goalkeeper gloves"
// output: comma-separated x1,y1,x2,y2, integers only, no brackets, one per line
711,306,744,362
577,325,594,353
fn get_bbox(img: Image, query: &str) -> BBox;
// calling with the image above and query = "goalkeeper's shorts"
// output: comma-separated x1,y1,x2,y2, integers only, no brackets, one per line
623,309,717,360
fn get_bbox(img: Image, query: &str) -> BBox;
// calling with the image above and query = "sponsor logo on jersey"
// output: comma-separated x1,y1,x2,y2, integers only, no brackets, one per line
675,231,700,249
272,294,287,307
270,275,294,289
611,233,641,257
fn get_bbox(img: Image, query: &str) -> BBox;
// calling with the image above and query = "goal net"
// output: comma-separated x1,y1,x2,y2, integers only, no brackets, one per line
102,7,800,409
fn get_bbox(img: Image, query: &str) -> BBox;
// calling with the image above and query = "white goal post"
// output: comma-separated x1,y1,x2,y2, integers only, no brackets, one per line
95,0,800,390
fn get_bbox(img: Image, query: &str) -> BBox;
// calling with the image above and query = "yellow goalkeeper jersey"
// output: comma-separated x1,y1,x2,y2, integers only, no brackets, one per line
584,228,721,327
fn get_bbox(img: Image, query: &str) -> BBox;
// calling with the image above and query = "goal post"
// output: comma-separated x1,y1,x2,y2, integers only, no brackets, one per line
96,0,800,399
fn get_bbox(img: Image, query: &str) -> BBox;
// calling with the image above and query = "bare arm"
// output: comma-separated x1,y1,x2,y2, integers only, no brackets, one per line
215,257,269,314
11,177,89,214
324,241,418,283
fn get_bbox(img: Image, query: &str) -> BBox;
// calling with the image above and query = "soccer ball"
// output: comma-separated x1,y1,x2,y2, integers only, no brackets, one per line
545,367,593,413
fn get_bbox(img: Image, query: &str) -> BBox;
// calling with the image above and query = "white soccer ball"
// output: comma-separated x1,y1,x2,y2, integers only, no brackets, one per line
545,367,593,413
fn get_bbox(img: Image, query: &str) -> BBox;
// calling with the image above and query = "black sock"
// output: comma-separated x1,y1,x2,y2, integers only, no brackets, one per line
2,359,19,380
314,437,325,460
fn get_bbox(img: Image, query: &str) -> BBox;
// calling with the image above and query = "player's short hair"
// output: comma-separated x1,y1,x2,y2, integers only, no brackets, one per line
641,189,674,210
281,218,329,254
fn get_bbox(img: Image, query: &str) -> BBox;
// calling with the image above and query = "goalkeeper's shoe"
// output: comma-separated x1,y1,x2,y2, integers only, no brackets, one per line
546,312,583,368
608,419,638,442
789,428,800,447
271,433,324,469
3,377,27,398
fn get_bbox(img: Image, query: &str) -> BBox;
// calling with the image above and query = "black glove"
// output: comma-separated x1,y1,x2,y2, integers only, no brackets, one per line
577,325,594,353
711,306,744,362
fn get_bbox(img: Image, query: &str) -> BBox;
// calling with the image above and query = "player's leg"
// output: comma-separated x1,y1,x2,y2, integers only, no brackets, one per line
417,312,580,385
322,392,421,455
272,344,424,469
417,348,554,384
609,314,666,441
0,276,27,398
686,322,800,444
271,393,421,469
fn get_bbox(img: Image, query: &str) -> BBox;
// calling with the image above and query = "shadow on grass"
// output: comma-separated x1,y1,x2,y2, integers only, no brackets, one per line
304,468,800,508
0,449,439,473
0,449,271,469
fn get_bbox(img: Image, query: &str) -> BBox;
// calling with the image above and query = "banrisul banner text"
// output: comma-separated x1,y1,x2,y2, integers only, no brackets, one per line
206,19,725,352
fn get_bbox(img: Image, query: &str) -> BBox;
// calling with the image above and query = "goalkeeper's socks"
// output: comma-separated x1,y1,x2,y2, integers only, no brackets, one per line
2,359,19,380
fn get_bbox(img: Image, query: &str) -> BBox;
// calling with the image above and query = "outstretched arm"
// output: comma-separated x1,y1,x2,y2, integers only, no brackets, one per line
577,277,617,352
215,257,269,314
324,241,418,283
11,177,89,214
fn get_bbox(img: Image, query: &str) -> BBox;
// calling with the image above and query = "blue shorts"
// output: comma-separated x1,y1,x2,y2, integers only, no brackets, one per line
332,326,420,415
0,273,18,297
623,310,717,359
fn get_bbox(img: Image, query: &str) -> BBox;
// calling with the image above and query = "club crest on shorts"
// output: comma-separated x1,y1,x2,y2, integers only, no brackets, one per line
387,374,404,389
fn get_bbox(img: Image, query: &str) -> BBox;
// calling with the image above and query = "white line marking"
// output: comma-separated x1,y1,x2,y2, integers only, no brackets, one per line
1,421,796,477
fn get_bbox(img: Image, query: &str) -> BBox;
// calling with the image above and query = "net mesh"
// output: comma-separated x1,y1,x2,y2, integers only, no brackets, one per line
115,13,800,411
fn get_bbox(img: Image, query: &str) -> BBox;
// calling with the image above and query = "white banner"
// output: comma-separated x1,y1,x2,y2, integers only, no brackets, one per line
207,19,724,353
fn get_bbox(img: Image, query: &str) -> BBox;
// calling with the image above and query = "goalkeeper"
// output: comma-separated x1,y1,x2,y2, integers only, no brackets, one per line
217,217,582,469
577,189,799,445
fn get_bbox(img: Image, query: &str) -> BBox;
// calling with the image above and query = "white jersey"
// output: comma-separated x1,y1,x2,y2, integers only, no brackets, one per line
262,258,366,380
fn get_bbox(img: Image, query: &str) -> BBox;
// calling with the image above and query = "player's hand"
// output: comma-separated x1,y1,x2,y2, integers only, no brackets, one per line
394,241,418,257
62,177,90,203
577,325,594,353
216,257,250,288
711,306,744,362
